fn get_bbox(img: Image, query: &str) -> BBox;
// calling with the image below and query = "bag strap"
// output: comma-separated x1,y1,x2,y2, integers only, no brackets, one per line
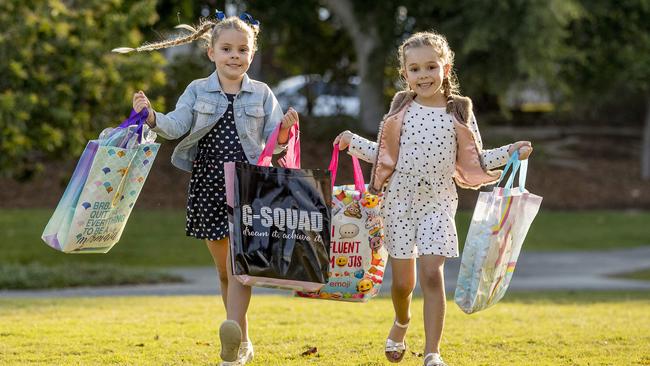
496,150,529,192
118,109,148,148
329,144,365,193
257,121,300,168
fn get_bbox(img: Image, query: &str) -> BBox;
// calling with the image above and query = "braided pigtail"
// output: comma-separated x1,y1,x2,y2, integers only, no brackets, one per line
112,20,216,53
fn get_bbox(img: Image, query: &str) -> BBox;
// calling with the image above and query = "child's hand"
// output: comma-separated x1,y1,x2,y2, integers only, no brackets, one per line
508,141,533,160
280,107,298,129
334,130,353,150
132,91,155,127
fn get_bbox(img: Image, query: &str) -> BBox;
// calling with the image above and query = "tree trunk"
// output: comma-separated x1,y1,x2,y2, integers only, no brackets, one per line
322,0,387,134
642,94,650,180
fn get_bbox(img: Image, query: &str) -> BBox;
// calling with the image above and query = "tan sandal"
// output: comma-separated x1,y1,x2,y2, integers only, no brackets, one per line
385,319,409,363
423,352,447,366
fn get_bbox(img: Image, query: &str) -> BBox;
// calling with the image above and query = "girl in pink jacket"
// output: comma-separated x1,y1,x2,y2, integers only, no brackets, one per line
335,31,532,366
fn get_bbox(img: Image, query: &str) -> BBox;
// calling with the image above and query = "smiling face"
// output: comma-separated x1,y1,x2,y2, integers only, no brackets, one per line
208,28,254,82
403,45,450,105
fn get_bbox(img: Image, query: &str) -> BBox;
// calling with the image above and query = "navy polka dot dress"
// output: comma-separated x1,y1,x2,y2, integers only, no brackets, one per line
186,93,247,240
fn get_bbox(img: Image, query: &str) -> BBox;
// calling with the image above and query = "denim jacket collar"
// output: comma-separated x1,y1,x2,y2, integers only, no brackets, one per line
206,71,254,93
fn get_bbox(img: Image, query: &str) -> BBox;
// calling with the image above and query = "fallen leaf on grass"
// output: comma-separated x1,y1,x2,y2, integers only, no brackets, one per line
301,346,318,356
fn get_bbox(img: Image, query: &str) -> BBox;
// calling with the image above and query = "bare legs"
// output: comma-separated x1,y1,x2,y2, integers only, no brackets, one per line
386,257,416,361
387,254,447,360
225,250,252,342
418,255,446,355
205,237,252,342
205,238,230,307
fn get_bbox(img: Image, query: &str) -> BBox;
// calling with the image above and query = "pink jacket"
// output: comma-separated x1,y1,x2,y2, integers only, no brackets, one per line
354,91,507,194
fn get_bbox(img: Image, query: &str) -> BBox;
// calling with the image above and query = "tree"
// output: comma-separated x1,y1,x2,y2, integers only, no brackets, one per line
0,0,166,179
561,1,650,179
321,0,581,132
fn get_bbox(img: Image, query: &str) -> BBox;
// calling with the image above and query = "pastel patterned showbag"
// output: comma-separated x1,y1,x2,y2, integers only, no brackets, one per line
42,110,159,253
455,151,542,313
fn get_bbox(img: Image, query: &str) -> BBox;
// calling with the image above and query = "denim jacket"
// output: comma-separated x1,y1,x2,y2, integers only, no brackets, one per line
152,72,285,172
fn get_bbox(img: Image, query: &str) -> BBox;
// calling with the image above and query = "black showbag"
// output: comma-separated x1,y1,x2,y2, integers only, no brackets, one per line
226,121,332,291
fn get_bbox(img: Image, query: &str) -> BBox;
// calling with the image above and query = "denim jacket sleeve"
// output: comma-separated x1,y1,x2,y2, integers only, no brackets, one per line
151,81,197,140
262,85,288,153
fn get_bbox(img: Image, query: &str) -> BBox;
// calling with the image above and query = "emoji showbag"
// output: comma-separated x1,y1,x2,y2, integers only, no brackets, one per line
42,110,159,253
295,146,388,302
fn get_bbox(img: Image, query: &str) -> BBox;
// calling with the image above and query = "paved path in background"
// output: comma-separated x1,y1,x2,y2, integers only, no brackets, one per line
2,247,649,298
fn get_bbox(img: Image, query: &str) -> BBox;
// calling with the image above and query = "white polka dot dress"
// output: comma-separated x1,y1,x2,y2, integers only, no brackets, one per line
186,93,246,240
348,101,510,259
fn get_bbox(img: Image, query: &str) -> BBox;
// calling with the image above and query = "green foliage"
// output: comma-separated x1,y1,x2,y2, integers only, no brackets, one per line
0,0,166,179
407,0,583,108
0,262,183,290
247,1,355,85
561,0,650,104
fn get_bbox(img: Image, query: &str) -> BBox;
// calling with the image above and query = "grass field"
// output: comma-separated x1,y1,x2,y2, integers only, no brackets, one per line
0,292,648,365
2,209,649,268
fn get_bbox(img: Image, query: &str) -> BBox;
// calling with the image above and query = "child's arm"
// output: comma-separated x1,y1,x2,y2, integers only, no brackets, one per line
468,112,532,168
133,83,197,140
334,131,378,164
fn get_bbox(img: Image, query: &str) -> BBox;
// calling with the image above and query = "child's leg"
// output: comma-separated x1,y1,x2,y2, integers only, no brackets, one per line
205,238,230,307
225,250,252,342
387,256,416,358
418,254,446,355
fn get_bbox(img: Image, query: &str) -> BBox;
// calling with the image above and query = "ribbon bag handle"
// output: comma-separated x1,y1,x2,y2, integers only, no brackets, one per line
118,109,149,148
496,150,529,193
257,121,300,168
329,144,366,194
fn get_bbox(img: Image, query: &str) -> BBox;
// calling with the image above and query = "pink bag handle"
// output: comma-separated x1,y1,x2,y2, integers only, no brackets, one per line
256,121,300,168
329,144,366,193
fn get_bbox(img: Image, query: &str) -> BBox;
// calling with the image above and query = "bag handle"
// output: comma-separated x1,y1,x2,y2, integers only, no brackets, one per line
257,121,300,168
496,150,528,192
329,144,365,193
117,109,148,148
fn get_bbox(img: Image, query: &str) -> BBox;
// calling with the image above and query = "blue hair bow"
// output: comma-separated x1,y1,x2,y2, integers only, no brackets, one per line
215,9,226,21
239,12,260,26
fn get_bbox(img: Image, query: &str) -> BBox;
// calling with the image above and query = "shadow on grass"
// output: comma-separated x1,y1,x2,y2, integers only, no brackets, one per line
0,262,184,290
374,290,650,304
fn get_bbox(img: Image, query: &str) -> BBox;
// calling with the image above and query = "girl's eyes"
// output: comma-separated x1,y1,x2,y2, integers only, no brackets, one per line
221,47,248,53
409,65,437,72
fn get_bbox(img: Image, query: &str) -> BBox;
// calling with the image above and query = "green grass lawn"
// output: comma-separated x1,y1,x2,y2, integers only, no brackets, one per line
0,292,648,365
1,209,649,268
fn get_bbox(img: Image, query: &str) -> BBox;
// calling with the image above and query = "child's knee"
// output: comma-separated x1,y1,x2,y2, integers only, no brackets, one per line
392,278,416,297
419,266,444,288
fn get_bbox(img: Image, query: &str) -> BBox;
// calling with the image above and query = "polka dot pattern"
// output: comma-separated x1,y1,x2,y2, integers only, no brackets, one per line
379,102,460,259
186,93,246,240
349,101,512,260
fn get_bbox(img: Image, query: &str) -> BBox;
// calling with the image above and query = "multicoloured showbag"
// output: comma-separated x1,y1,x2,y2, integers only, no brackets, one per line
455,151,542,314
295,146,388,302
225,122,332,292
42,110,159,253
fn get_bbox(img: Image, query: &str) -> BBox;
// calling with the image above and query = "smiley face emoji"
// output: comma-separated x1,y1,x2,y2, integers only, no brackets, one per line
361,193,380,208
336,256,348,267
357,278,373,294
